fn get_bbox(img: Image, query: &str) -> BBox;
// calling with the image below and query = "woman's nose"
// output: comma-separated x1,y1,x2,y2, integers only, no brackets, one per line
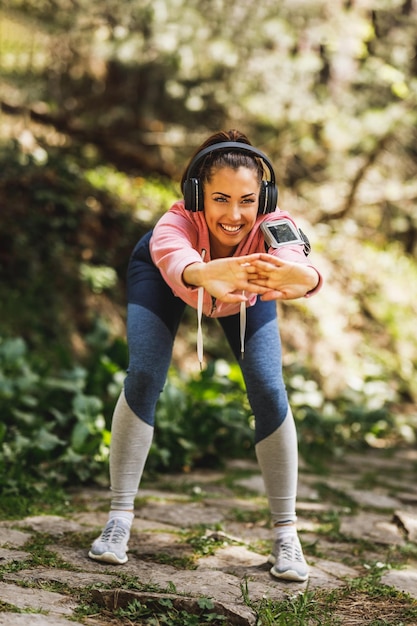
229,202,241,219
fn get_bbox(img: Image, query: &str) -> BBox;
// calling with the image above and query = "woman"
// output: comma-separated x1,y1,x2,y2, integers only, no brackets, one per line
89,129,322,582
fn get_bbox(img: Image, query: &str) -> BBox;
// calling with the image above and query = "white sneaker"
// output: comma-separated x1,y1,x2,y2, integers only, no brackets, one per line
268,534,309,582
88,518,130,564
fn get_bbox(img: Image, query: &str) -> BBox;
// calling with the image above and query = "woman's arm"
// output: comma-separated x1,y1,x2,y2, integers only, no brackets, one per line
248,253,321,300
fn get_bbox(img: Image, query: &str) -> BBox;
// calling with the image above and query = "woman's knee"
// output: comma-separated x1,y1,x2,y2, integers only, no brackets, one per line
124,366,165,426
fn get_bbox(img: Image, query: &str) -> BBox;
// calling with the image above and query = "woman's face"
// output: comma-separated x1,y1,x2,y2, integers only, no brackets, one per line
203,166,260,258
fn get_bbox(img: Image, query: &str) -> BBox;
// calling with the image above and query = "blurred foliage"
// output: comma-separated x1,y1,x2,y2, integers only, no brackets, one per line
0,0,416,494
0,140,177,360
0,332,412,508
150,361,255,473
0,334,254,501
0,336,111,496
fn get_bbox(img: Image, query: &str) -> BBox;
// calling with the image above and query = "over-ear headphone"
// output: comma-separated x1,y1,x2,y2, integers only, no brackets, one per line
182,141,278,214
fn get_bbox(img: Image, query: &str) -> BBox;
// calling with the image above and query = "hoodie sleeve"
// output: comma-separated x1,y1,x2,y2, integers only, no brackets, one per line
149,201,207,295
259,212,323,296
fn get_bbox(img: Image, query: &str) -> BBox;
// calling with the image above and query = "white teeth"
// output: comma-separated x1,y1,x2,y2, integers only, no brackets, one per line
221,224,241,232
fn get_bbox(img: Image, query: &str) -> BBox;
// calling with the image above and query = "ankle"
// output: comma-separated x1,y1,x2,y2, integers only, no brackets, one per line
109,510,134,526
274,520,297,541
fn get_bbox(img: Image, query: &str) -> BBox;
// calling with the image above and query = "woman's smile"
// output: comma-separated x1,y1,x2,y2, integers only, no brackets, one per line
220,223,243,232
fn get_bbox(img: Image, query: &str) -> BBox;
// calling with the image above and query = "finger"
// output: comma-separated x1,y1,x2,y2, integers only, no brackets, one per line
256,253,282,263
238,253,262,263
251,259,284,271
243,283,271,294
261,288,305,301
220,292,248,303
248,277,272,287
260,290,286,301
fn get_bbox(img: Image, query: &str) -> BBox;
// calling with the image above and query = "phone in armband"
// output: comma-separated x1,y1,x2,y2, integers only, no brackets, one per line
261,218,312,255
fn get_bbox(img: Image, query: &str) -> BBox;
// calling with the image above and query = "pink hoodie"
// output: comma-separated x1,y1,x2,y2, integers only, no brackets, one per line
150,200,322,318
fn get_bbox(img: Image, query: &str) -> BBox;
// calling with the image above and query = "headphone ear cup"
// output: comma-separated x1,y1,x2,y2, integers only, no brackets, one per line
258,181,278,214
183,178,204,212
267,182,278,213
258,181,267,215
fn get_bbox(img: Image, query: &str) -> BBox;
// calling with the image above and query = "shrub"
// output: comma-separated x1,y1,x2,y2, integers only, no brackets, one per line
0,336,112,496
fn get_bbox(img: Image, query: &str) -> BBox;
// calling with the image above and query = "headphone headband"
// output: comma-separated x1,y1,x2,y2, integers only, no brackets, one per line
182,140,278,213
184,141,276,185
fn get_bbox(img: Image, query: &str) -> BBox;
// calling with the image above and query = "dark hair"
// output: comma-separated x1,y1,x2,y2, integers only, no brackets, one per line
180,129,264,190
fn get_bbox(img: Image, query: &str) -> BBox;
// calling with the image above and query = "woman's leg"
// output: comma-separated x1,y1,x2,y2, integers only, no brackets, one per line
89,232,186,564
109,303,179,512
219,299,308,581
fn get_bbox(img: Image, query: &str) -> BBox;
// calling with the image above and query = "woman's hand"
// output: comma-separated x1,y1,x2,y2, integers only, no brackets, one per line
183,254,270,303
248,253,320,300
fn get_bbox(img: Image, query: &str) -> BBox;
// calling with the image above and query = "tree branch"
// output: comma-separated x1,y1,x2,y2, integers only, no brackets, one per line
1,100,175,177
321,133,391,223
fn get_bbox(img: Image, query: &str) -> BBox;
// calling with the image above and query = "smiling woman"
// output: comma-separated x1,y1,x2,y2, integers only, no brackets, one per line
88,129,322,583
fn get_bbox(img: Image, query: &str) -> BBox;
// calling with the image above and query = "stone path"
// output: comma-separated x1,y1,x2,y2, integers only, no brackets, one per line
1,449,417,625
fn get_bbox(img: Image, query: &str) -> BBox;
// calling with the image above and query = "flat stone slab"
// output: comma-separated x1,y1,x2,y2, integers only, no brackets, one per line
75,510,176,533
4,567,116,589
342,453,416,472
0,547,30,564
348,489,402,509
394,510,417,541
311,557,359,581
340,512,405,545
138,501,225,526
235,475,266,494
14,515,86,535
381,567,417,599
0,581,76,615
0,526,32,548
196,544,266,572
92,587,256,626
0,615,82,626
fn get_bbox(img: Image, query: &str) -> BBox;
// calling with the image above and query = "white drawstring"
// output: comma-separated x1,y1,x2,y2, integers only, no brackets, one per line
197,249,206,369
240,296,246,359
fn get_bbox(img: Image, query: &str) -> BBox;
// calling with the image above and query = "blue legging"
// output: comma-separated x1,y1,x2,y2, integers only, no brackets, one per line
124,231,289,444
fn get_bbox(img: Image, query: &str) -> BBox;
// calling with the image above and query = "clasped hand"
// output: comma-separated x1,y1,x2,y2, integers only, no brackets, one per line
247,253,319,300
183,253,319,303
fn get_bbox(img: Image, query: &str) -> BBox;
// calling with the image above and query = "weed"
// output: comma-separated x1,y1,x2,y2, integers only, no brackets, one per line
114,597,227,625
149,551,196,569
22,533,77,570
185,526,239,557
0,600,22,612
110,575,178,595
0,484,72,521
242,581,335,626
240,569,417,626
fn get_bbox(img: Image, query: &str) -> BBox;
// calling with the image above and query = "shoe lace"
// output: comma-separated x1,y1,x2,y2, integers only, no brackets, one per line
278,536,304,563
101,520,128,544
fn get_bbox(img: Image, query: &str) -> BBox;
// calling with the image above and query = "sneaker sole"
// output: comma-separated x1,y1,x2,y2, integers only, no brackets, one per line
88,550,128,565
268,555,309,582
270,564,309,582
